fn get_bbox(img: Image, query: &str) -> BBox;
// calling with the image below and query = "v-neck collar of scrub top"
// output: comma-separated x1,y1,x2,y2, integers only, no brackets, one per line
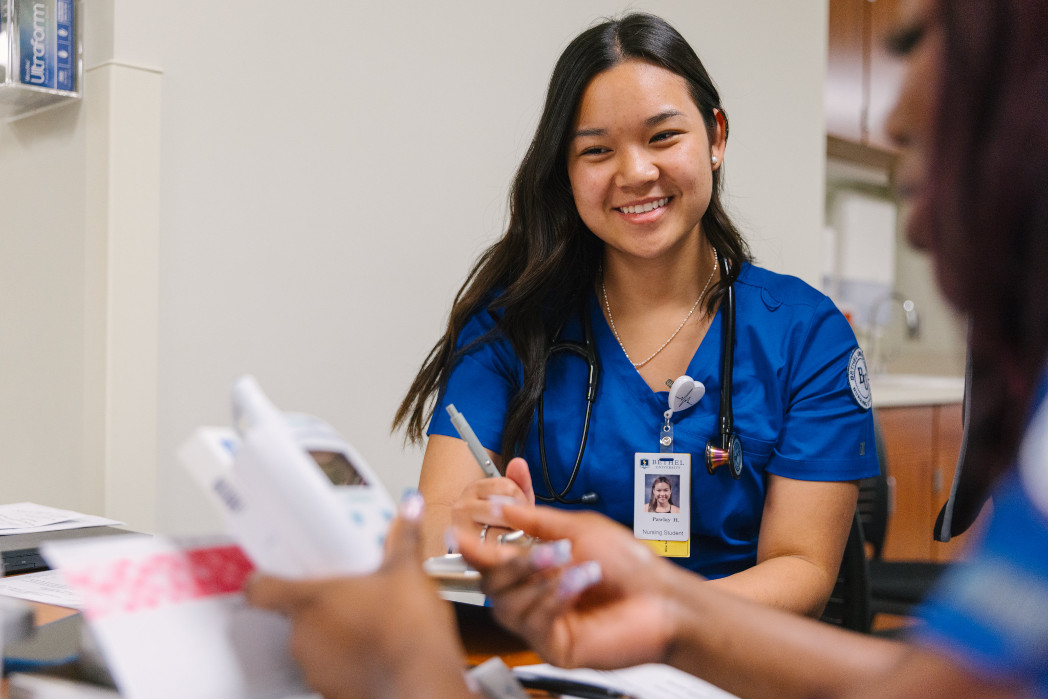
586,289,724,415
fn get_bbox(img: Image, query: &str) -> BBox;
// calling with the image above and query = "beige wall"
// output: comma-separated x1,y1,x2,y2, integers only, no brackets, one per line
0,1,829,534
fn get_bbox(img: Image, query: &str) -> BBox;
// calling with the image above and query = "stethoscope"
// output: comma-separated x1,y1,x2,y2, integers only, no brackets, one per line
536,254,743,506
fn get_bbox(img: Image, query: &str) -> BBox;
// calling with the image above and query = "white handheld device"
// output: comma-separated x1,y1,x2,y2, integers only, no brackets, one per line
179,376,394,579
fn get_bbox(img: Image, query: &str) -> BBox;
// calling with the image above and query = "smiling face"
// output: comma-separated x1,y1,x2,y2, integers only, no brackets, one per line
567,59,726,266
653,480,672,505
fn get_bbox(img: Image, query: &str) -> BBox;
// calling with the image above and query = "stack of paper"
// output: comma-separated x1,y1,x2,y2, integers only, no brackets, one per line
0,503,123,536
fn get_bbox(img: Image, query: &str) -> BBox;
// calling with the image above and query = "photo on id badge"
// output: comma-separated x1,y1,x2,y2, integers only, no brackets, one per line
634,453,690,545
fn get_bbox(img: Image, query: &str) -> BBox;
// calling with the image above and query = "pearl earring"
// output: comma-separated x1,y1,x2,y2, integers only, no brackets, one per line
711,155,719,164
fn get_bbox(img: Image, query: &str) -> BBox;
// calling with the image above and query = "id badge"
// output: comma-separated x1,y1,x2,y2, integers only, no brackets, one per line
634,452,691,557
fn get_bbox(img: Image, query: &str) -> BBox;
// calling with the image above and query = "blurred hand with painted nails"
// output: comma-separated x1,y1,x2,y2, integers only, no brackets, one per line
245,492,476,699
458,503,685,671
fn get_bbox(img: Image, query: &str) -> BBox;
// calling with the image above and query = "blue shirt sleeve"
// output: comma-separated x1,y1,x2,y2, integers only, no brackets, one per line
426,307,521,454
765,295,878,481
912,393,1048,693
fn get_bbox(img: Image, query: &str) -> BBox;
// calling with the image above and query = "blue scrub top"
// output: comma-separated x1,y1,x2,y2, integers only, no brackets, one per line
429,263,879,577
912,371,1048,694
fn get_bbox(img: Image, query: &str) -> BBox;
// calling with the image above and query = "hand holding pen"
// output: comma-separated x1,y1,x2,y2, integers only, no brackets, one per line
446,405,536,545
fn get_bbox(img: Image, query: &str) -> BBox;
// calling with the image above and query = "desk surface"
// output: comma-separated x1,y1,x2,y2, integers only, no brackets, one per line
29,602,78,627
3,601,538,697
2,602,79,697
456,601,542,668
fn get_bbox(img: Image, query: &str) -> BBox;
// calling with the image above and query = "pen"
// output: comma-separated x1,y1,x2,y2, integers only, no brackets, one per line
514,672,640,699
446,404,500,478
447,405,536,547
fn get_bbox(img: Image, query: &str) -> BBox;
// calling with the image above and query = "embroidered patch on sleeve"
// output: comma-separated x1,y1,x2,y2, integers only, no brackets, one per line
848,348,873,410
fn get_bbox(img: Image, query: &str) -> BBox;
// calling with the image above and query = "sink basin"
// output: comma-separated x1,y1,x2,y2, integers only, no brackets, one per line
869,374,965,408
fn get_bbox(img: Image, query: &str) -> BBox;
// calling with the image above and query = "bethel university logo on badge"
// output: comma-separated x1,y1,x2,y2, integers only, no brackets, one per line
848,348,872,409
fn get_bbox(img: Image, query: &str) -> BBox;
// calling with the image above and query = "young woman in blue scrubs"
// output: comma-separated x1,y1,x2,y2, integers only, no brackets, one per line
393,13,878,615
247,2,1048,695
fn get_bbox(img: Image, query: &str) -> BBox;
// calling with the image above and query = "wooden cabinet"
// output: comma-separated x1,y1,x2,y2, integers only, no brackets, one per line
826,0,904,154
875,403,979,562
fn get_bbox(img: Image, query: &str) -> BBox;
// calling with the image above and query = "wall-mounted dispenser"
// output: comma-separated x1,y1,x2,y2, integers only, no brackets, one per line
0,0,80,121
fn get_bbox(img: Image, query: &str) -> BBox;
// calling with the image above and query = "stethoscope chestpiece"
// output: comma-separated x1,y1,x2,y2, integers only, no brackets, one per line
705,433,743,479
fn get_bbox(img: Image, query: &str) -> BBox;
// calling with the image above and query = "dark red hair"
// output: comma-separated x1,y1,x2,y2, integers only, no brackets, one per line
918,0,1048,526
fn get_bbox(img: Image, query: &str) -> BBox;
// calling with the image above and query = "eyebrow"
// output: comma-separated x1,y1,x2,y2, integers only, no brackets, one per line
572,109,686,140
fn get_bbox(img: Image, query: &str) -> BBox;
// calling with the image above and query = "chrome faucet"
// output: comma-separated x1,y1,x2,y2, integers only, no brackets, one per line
869,291,920,339
866,291,920,374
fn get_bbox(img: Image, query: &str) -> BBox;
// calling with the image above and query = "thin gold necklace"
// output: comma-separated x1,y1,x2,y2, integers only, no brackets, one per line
602,248,718,369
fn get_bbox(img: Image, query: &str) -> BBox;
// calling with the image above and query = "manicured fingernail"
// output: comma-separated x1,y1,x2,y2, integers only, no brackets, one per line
557,561,602,598
487,494,519,519
400,488,424,521
443,526,459,554
529,539,571,569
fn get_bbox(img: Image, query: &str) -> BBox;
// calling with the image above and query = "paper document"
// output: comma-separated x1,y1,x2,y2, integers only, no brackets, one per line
515,662,737,699
41,533,317,699
6,673,122,698
0,503,123,535
0,570,83,608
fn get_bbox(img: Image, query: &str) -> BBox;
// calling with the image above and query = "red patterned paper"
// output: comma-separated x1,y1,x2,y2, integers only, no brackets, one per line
64,545,255,620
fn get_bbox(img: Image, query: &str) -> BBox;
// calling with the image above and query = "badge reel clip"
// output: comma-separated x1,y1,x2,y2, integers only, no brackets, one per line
661,376,705,452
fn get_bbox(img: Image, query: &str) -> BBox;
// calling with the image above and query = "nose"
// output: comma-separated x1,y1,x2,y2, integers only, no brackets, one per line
614,147,658,188
884,92,909,152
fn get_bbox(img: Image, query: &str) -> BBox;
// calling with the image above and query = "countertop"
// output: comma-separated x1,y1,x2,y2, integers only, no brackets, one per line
870,374,965,408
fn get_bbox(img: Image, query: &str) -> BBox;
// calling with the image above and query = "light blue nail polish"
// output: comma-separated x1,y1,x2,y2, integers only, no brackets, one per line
529,539,572,569
557,561,602,598
443,526,459,554
486,494,518,520
399,488,424,521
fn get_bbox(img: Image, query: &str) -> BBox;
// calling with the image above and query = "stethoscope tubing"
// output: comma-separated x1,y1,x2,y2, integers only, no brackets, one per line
717,254,735,450
536,312,599,505
537,254,741,504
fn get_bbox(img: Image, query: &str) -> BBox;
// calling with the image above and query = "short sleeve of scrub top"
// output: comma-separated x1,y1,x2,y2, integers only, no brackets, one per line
428,264,879,577
911,375,1048,694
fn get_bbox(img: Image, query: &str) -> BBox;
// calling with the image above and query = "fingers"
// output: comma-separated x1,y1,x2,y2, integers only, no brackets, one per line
505,457,536,506
244,573,322,616
458,531,604,664
451,477,530,532
454,522,523,570
499,502,601,542
458,527,598,602
382,489,426,568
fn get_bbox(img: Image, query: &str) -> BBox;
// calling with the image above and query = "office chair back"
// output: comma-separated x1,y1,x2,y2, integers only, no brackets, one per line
856,439,890,560
863,418,951,621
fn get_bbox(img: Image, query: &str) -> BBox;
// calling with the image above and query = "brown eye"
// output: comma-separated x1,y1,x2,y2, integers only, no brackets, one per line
651,131,681,144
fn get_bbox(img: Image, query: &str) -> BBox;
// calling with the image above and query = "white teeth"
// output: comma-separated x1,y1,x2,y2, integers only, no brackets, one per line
620,197,669,214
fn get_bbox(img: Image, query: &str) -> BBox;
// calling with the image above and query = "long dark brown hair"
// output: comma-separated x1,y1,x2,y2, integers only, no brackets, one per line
918,0,1048,528
393,13,751,460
